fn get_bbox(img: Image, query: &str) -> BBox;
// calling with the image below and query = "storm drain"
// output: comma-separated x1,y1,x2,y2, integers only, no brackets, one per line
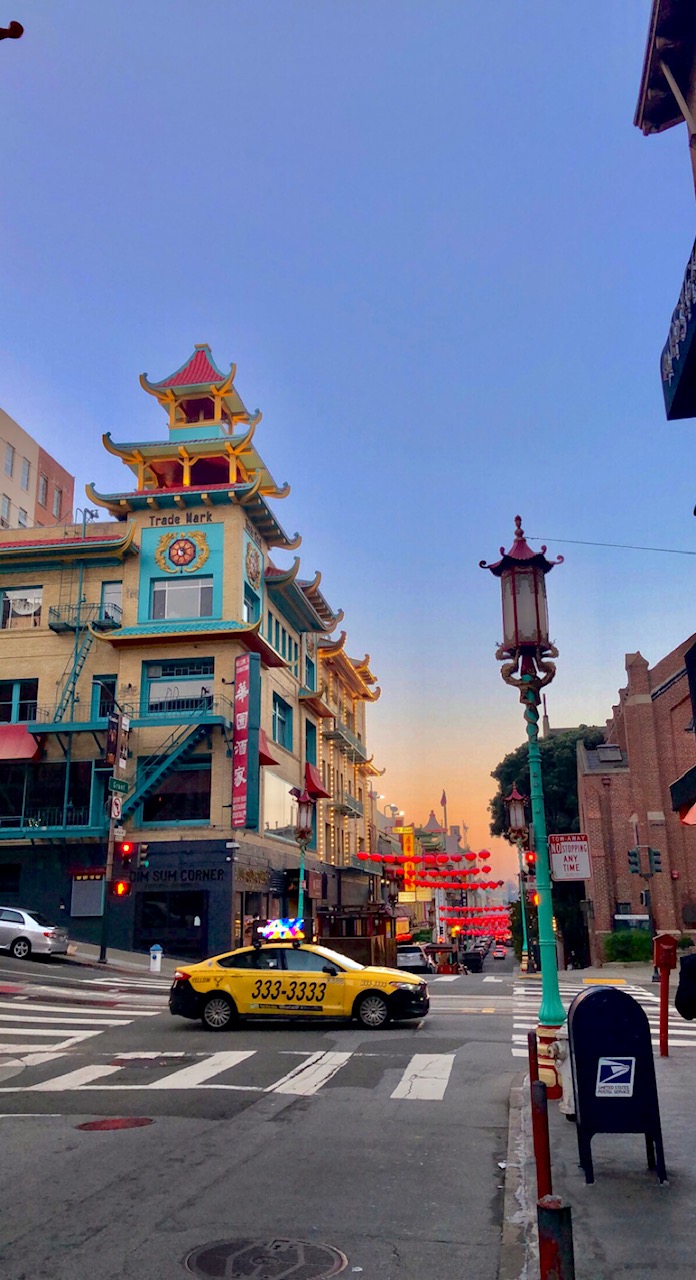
184,1237,348,1279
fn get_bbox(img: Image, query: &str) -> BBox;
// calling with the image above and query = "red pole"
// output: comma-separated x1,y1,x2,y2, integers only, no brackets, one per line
537,1195,576,1280
531,1079,553,1200
528,1028,539,1083
659,964,669,1058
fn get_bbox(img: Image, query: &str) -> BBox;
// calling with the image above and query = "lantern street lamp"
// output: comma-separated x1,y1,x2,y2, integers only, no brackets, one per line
481,516,565,1095
291,787,315,929
505,785,531,975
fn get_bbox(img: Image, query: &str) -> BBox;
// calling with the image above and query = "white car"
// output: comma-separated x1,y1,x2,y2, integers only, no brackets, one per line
0,907,69,959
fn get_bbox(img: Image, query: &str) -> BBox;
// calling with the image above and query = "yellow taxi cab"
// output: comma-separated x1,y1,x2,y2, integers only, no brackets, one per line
169,939,430,1031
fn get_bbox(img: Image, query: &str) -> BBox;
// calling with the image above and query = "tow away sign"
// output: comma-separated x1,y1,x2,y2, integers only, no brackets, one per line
549,833,591,881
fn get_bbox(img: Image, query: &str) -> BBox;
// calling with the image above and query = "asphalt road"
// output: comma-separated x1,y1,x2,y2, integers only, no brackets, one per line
0,950,517,1280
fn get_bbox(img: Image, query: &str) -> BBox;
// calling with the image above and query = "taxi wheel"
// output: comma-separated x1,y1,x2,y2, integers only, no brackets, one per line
201,993,237,1031
355,993,390,1029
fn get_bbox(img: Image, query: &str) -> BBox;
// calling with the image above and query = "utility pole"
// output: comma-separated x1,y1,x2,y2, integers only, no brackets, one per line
98,712,129,963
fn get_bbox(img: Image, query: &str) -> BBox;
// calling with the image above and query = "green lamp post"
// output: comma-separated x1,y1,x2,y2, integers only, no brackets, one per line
481,516,565,1094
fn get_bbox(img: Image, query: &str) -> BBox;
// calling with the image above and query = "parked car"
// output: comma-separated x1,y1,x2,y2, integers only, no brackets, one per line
0,907,69,959
396,944,436,975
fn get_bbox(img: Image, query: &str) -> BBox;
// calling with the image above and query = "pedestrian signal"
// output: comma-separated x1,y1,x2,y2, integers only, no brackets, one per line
110,879,131,898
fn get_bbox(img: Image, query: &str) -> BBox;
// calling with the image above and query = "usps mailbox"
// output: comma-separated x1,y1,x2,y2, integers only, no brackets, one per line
567,987,666,1184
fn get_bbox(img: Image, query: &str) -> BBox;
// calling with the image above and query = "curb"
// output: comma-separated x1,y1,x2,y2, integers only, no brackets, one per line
498,1076,537,1280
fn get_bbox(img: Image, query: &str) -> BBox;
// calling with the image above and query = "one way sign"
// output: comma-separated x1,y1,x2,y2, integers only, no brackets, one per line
595,1056,636,1097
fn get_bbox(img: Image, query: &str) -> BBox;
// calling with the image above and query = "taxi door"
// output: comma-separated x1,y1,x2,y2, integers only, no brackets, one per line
277,947,346,1017
213,948,283,1013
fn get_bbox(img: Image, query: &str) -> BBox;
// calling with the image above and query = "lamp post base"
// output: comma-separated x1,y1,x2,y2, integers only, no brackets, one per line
520,948,529,974
536,1023,563,1100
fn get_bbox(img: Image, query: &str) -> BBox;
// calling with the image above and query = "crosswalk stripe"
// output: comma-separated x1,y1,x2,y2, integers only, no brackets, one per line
432,976,459,983
0,1013,131,1027
30,1064,122,1091
390,1053,455,1100
0,1000,159,1017
148,1051,255,1089
270,1051,352,1096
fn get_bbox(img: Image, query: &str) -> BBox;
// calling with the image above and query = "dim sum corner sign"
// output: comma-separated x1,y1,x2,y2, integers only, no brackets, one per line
548,834,591,881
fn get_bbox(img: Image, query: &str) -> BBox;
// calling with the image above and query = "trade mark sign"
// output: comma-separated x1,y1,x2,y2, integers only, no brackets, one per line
549,833,591,881
595,1057,636,1098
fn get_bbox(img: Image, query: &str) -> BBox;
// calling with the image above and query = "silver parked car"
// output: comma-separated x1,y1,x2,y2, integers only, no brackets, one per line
0,907,69,959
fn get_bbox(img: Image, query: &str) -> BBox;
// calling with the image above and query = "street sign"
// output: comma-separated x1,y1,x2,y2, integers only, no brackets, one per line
113,825,126,839
109,777,129,795
549,833,591,881
110,795,122,821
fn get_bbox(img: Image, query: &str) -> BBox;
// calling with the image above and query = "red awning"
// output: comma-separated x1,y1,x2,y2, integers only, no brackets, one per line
259,728,280,768
0,725,40,761
305,761,330,799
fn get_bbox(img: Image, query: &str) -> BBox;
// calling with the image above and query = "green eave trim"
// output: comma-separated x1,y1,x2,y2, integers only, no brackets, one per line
266,581,327,634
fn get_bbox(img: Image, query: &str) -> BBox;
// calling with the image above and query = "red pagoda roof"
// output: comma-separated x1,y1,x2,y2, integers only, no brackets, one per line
479,515,563,577
152,344,228,389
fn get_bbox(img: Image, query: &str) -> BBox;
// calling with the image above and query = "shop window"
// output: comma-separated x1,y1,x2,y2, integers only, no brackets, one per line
151,576,213,621
1,588,42,630
142,759,211,824
272,693,293,751
0,679,38,723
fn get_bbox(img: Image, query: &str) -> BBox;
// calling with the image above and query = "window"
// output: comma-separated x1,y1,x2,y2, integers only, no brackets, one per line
151,576,213,621
218,950,257,970
275,618,280,651
272,693,293,751
20,458,30,491
37,474,48,507
305,656,316,690
266,610,273,641
243,584,259,624
264,769,298,840
52,487,62,518
280,948,330,972
142,758,211,823
0,864,20,895
0,495,9,527
1,588,42,630
0,909,23,924
4,444,14,478
0,679,38,722
100,581,123,624
145,657,214,714
305,719,317,766
92,675,117,720
17,508,27,527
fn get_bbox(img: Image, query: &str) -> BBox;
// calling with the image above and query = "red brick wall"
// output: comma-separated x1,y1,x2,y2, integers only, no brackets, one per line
34,448,74,527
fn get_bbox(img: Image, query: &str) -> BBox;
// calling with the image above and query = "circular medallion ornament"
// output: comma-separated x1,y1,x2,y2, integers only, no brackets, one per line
168,537,197,568
246,542,262,590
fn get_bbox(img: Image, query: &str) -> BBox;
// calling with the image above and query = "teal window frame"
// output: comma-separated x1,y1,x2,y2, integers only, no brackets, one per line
100,581,123,625
138,755,212,827
243,583,260,624
266,609,273,641
305,655,316,690
91,675,117,721
305,719,317,766
142,657,214,716
0,678,38,723
150,575,214,622
272,693,293,752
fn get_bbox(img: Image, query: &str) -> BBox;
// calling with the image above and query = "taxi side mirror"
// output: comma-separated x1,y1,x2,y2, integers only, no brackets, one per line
322,966,338,976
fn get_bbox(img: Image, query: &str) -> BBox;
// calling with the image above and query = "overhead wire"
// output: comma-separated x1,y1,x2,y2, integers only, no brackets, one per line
527,535,696,557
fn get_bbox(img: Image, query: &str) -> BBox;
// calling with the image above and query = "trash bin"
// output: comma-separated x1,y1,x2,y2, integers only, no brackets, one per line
149,943,163,975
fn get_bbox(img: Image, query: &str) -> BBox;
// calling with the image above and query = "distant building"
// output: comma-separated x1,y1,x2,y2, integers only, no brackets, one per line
577,639,696,962
0,407,74,530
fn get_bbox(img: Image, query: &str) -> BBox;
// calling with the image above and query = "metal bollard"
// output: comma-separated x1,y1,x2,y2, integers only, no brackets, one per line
528,1028,539,1083
537,1194,575,1280
531,1079,553,1200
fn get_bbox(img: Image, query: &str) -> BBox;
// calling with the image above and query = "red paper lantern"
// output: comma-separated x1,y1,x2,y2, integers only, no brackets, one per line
356,851,369,861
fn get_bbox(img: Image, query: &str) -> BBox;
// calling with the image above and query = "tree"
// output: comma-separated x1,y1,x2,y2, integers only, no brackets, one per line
489,726,605,840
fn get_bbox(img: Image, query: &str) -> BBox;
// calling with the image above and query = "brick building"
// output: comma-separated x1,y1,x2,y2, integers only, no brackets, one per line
0,407,73,530
578,637,696,962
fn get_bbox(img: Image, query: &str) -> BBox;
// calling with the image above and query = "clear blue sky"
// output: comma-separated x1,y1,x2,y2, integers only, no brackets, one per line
2,1,693,876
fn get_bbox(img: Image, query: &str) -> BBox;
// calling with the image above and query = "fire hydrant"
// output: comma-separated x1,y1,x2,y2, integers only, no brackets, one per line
550,1023,575,1120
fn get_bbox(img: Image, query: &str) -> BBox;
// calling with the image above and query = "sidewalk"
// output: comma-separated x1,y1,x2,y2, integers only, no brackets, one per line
500,965,695,1280
64,942,183,978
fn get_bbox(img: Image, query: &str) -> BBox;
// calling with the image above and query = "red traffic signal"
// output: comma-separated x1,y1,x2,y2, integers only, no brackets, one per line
110,879,131,898
524,850,536,868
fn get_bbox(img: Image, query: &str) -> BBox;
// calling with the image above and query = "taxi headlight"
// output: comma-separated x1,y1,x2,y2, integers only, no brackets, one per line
389,981,418,991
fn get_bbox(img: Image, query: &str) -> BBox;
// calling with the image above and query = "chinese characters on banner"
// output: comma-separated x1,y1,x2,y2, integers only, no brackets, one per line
401,830,416,890
232,654,250,828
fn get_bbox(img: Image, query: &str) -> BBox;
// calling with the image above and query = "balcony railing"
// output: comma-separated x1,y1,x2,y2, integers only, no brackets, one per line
322,718,368,763
28,702,136,727
48,602,123,632
26,695,233,729
0,806,92,831
330,791,364,818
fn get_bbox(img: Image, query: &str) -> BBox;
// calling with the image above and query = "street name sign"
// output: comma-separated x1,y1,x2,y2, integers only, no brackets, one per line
549,833,591,881
109,777,129,795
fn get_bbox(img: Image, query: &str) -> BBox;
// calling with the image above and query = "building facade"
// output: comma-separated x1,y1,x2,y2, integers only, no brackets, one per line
0,346,385,958
0,407,74,530
577,638,696,962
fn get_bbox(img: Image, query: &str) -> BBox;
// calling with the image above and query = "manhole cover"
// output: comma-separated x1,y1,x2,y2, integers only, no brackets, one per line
76,1117,154,1131
112,1057,194,1069
184,1237,348,1280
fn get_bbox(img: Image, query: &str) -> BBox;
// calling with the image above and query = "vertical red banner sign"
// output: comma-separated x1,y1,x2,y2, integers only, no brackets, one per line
232,654,250,828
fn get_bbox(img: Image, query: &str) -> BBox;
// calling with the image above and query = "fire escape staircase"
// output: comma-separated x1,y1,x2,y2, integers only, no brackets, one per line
53,629,95,724
120,719,210,820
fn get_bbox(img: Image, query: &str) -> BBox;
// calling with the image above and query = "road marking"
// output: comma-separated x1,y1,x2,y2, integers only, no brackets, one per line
0,1013,131,1026
0,1000,160,1017
270,1051,352,1096
29,1063,122,1091
482,977,503,983
390,1053,455,1100
148,1051,255,1089
431,976,459,983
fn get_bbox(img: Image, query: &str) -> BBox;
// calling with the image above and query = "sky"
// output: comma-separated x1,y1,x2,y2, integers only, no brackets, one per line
1,0,694,881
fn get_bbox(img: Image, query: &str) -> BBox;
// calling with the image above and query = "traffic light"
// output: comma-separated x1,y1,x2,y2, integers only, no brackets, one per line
524,850,536,881
628,848,640,874
110,879,131,899
117,840,135,867
649,847,663,874
532,892,540,906
138,843,150,869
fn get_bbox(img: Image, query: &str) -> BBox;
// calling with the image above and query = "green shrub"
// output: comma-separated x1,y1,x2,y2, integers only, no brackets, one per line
677,933,694,950
604,930,653,963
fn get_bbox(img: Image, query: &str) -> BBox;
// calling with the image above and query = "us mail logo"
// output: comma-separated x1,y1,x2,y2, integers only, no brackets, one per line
595,1057,636,1097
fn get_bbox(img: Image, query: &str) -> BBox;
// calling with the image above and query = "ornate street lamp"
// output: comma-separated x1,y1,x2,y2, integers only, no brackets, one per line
505,785,530,975
481,515,565,1095
292,787,315,928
